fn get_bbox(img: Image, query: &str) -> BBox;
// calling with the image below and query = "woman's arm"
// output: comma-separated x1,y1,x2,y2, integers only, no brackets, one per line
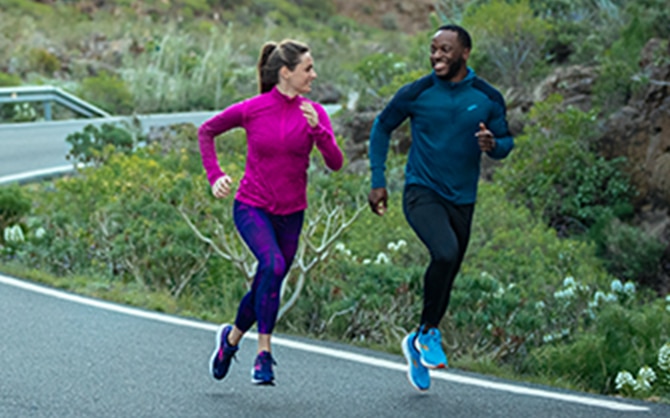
197,102,245,185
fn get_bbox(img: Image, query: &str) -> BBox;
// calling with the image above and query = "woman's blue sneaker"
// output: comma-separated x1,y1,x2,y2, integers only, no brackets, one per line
402,332,430,392
414,326,448,369
210,324,238,380
251,351,276,385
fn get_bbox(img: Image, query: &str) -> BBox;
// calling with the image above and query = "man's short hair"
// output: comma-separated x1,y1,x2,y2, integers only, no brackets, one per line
438,24,472,50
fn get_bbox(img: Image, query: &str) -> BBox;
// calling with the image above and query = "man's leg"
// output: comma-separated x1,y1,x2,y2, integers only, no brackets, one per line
402,185,473,369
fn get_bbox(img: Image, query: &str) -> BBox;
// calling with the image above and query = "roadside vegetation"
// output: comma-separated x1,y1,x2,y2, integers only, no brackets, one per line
1,0,669,402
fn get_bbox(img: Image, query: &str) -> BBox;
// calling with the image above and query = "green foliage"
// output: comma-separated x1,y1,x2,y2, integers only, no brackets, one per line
78,72,134,114
0,0,52,17
615,341,670,400
28,48,61,74
462,0,552,88
123,27,242,113
593,8,657,112
65,123,136,166
598,218,665,283
0,184,31,238
495,94,635,234
525,300,670,394
0,72,21,87
350,52,411,111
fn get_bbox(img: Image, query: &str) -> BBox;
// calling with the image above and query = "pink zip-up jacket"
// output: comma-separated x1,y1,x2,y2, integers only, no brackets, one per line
198,86,344,215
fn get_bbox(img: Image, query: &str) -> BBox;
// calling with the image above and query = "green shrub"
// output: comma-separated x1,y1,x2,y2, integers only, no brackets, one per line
78,72,134,114
462,0,552,88
0,72,21,87
0,184,31,239
495,94,635,234
65,123,137,166
28,48,60,74
525,300,670,394
599,218,665,284
593,5,659,113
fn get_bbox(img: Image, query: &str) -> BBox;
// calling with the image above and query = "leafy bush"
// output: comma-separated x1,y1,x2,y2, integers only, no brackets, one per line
525,298,670,395
28,48,60,74
0,184,31,240
78,72,134,114
0,72,21,87
616,341,670,400
65,123,137,166
598,218,665,284
495,94,635,235
462,0,552,88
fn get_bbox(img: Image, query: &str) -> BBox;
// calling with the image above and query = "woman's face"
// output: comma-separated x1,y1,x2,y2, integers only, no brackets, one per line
284,52,317,95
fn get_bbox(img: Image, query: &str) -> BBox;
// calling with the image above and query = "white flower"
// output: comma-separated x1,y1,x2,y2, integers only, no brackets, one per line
611,279,623,293
387,240,407,252
623,281,636,295
554,287,575,299
658,343,670,372
34,227,46,239
563,276,576,288
615,371,636,390
374,252,390,264
594,290,606,303
638,366,656,384
3,225,24,244
542,334,554,343
362,259,371,265
335,242,346,252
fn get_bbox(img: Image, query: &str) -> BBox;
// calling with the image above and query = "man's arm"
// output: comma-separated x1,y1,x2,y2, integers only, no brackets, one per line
485,99,514,160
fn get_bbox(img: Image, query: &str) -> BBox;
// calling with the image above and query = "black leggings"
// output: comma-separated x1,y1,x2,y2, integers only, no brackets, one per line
403,184,474,328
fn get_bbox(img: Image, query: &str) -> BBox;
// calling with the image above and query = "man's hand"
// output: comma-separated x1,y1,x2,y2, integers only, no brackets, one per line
368,188,388,216
475,122,496,152
212,175,234,199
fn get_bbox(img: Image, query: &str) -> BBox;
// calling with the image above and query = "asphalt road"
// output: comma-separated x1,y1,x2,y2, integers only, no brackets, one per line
1,273,666,418
0,112,217,183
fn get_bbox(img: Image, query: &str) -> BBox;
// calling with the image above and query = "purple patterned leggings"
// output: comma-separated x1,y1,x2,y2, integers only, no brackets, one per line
232,200,304,335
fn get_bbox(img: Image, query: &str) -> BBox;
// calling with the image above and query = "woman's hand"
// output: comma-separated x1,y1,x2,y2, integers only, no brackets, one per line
300,102,319,128
212,175,234,199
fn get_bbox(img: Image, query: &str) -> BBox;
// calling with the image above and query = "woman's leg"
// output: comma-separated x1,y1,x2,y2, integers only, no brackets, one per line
232,201,303,350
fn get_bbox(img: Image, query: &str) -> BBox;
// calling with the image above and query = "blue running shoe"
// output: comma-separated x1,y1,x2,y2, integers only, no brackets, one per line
414,326,448,369
210,324,238,380
402,332,430,392
251,351,276,385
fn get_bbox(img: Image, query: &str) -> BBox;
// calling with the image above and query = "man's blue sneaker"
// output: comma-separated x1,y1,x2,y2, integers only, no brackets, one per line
210,324,238,380
402,332,430,392
414,326,448,369
251,351,276,385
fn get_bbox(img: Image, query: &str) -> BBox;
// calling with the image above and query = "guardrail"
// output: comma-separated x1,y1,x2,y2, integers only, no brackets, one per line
0,85,111,120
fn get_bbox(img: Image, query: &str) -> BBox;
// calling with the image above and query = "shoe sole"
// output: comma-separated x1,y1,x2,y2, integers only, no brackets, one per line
251,368,275,386
209,323,230,380
401,335,429,392
413,338,447,369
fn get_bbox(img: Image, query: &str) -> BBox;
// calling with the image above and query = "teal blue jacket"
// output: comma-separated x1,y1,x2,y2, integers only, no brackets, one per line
369,68,514,204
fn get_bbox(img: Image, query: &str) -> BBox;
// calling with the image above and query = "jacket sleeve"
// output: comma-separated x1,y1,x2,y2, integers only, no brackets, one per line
197,102,245,185
368,88,412,189
486,98,514,160
311,103,343,171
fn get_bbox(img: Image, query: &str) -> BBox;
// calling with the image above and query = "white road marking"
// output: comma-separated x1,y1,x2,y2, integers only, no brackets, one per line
0,165,74,185
0,273,650,412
